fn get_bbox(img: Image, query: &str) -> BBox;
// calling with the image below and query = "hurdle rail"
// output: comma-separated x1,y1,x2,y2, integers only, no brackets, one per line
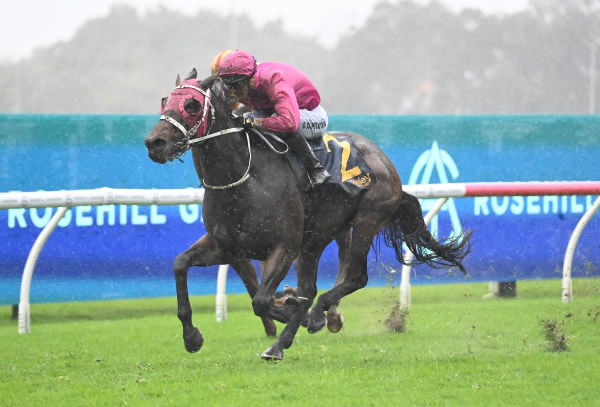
401,181,600,309
0,188,205,334
1,181,599,334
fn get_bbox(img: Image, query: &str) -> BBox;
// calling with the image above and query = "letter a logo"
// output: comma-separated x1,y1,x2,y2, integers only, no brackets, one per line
408,141,462,240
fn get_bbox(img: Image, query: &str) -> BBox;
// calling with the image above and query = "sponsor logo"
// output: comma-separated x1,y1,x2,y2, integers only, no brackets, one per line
408,141,598,239
408,141,461,239
301,120,327,130
5,203,204,229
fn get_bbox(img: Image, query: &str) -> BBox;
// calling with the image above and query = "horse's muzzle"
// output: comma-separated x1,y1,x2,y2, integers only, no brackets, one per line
145,136,169,163
145,134,176,164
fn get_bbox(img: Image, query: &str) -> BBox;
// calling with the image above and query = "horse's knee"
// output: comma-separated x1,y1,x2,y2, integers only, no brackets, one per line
252,296,271,317
173,253,190,276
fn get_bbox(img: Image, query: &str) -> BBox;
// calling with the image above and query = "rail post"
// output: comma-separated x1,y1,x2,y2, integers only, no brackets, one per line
216,265,229,321
561,195,600,303
18,206,69,333
400,197,449,310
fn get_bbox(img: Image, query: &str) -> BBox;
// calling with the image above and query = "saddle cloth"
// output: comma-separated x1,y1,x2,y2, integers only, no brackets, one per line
291,132,377,196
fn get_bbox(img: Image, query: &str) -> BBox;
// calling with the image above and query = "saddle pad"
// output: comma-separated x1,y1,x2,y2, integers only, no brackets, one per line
307,132,377,195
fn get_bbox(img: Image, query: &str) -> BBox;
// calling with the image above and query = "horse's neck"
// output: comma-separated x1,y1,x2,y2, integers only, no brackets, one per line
191,130,251,187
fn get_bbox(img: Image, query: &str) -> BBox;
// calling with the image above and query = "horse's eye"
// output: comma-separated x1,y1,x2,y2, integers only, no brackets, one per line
184,98,203,115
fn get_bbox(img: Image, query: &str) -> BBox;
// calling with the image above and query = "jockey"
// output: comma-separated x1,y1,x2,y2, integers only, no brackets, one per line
216,50,330,188
211,50,245,113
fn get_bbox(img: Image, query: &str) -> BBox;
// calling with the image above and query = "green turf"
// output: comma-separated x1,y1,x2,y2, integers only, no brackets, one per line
1,279,599,406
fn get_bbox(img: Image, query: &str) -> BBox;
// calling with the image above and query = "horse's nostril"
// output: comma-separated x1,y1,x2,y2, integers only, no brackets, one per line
150,138,166,150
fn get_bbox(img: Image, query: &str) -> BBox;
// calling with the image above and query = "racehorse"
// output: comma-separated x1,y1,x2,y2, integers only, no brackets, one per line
145,70,472,360
152,73,348,339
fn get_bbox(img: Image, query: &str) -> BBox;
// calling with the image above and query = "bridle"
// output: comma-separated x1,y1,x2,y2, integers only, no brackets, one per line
159,83,253,190
159,82,288,190
160,83,215,160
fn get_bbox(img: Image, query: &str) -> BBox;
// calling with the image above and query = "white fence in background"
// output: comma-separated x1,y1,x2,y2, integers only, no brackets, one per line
1,182,599,334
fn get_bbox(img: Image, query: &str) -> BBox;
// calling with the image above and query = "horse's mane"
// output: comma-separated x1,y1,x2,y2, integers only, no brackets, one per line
199,73,219,89
198,73,230,107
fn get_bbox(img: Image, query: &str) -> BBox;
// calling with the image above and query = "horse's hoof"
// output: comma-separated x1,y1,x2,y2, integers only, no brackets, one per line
307,312,327,334
183,327,204,353
261,345,283,361
327,312,345,333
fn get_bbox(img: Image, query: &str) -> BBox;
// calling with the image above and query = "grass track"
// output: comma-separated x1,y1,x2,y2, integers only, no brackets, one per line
1,279,599,406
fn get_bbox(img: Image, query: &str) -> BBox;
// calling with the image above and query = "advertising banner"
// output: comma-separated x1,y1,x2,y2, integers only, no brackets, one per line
1,114,599,303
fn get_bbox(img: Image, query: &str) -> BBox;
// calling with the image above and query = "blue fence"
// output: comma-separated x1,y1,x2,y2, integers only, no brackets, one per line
1,114,599,304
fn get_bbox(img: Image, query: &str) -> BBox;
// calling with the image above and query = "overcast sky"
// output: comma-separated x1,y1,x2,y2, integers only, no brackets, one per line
0,0,530,61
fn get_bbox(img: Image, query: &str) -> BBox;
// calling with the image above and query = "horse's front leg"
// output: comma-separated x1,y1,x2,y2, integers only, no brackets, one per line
251,246,297,322
261,302,310,361
261,242,324,360
245,245,304,360
174,234,226,353
229,258,277,337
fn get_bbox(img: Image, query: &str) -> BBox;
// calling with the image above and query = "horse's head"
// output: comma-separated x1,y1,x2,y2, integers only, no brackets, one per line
145,69,228,163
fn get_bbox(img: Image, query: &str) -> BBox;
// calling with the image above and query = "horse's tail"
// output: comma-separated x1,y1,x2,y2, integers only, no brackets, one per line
382,192,472,274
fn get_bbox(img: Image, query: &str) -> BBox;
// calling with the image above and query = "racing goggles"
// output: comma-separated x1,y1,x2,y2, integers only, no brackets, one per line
221,75,249,91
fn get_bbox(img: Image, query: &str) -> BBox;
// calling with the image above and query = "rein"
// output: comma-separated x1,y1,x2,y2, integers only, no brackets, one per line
194,128,288,190
159,83,288,190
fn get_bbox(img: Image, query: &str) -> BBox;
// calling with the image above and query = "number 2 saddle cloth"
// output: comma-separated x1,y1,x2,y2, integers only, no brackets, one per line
291,131,377,196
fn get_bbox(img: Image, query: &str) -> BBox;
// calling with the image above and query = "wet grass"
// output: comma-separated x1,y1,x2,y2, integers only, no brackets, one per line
1,278,599,406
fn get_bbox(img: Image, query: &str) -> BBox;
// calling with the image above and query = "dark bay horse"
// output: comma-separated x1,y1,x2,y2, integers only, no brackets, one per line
145,71,471,360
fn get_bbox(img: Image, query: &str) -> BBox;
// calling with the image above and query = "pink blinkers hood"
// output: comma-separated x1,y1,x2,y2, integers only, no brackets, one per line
160,79,212,138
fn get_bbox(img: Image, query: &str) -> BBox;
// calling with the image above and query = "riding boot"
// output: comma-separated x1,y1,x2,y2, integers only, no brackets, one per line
285,132,331,187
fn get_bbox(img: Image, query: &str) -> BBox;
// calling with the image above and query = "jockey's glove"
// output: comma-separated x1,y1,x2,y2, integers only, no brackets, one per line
232,115,255,128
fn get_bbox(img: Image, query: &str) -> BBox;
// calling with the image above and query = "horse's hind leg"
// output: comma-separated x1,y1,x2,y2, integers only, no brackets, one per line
326,227,351,333
307,217,383,334
278,228,350,331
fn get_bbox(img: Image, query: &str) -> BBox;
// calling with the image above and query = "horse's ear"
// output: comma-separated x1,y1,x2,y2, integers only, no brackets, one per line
175,74,181,87
184,68,198,81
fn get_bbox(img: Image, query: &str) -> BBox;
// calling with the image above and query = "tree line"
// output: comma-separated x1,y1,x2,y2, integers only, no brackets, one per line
1,0,598,114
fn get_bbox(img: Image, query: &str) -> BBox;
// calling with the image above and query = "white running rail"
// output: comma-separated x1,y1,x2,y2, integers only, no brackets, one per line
1,182,599,333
